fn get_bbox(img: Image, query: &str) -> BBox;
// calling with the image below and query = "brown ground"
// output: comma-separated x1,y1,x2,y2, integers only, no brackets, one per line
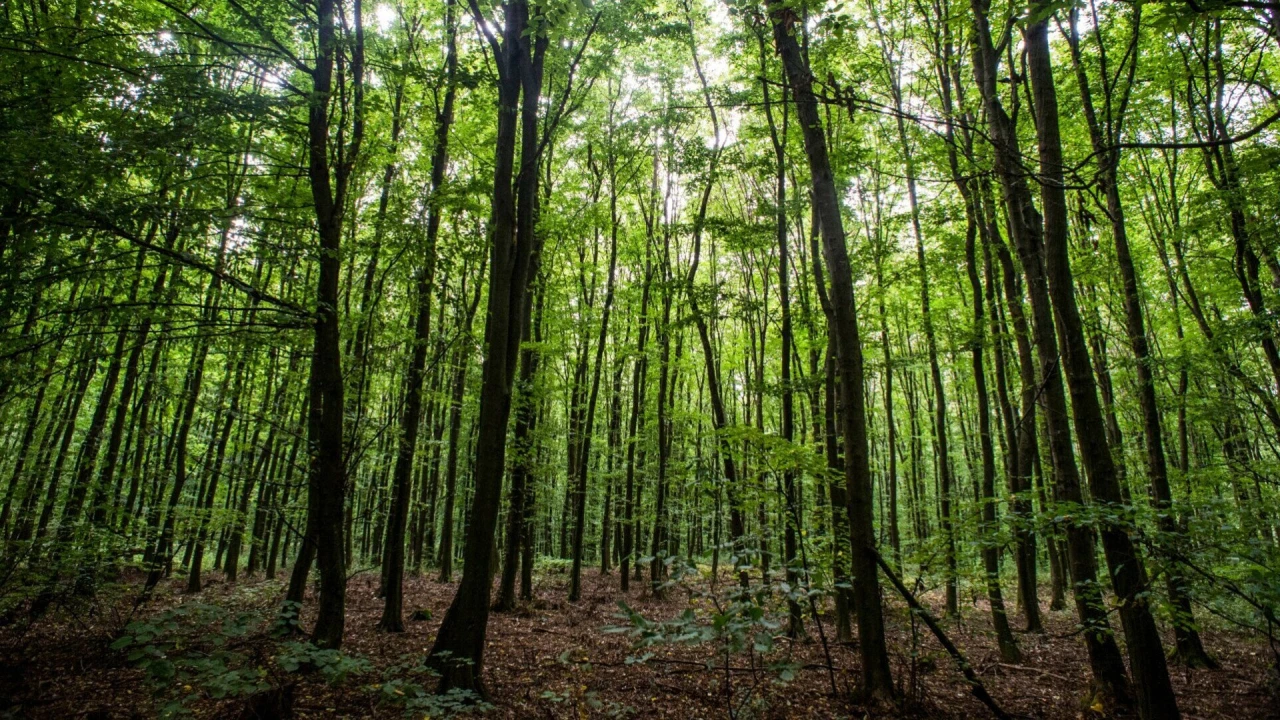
1,567,1275,719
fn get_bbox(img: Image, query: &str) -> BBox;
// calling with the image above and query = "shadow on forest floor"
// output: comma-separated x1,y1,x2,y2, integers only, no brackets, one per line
0,567,1275,719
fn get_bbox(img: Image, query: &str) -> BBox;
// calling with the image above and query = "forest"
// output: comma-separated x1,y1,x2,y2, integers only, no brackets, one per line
1,0,1279,717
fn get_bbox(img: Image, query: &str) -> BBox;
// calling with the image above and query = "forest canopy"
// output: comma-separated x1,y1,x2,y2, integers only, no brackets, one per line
2,0,1279,717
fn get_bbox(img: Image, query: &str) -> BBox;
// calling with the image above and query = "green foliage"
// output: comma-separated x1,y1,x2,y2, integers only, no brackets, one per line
606,560,807,717
109,601,433,717
372,655,491,717
535,556,576,574
111,602,273,716
4,0,1280,713
276,641,374,682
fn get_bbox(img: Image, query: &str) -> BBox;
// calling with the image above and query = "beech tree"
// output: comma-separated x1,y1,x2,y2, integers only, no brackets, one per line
3,0,1279,716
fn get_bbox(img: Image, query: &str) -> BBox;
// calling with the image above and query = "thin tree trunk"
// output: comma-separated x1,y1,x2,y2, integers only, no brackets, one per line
378,0,456,631
569,141,620,601
1025,3,1177,714
768,2,895,701
970,0,1135,707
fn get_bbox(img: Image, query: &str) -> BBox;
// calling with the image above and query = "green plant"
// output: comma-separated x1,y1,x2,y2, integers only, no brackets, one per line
111,602,272,717
111,601,377,717
606,563,803,720
373,654,491,717
277,640,373,683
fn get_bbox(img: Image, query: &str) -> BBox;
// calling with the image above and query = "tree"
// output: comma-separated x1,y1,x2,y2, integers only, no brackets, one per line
767,1,897,703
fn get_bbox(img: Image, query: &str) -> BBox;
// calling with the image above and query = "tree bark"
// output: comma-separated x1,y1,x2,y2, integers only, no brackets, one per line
378,0,457,631
427,0,549,694
768,3,896,702
296,0,364,650
970,0,1135,707
1025,3,1178,715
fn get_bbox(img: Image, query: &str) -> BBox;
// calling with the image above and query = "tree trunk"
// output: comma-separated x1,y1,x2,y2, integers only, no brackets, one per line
427,0,549,694
768,3,895,702
1026,3,1178,714
970,0,1135,707
296,0,363,650
569,143,620,601
378,0,456,631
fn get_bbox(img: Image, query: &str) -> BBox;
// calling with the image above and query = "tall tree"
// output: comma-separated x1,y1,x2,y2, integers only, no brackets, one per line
379,0,458,632
426,0,559,693
767,1,896,703
1025,0,1179,714
969,0,1135,707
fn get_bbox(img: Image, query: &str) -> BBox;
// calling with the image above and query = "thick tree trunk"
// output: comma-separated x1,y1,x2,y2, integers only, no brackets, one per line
427,0,548,694
296,0,363,650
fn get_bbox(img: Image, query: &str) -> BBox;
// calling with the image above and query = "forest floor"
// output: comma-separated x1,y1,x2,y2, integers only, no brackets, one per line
1,566,1276,719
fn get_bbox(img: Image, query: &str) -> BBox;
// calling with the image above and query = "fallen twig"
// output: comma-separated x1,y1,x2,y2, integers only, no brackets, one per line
988,662,1074,685
874,549,1013,720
